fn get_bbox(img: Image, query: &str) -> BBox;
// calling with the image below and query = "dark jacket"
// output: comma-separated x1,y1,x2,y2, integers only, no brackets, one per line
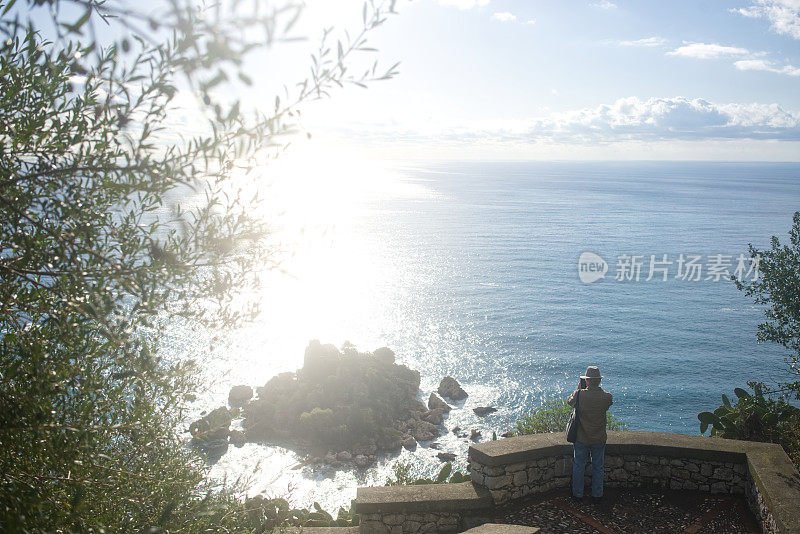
568,385,613,444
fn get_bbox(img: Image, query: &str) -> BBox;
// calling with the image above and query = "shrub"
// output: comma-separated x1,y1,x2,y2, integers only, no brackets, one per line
699,385,800,468
515,398,628,435
0,0,397,529
385,461,470,486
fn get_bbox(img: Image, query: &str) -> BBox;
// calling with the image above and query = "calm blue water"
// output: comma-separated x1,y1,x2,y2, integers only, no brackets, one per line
379,161,798,430
183,161,800,508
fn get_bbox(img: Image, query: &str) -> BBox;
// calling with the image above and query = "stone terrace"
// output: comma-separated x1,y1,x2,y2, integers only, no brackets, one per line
352,431,800,534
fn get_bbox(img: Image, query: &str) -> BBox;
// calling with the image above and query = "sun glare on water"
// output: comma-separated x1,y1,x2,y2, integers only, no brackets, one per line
197,144,434,400
191,146,441,508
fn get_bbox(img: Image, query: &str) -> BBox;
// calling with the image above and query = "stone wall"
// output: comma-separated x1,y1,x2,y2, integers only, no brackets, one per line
469,455,571,502
467,431,800,534
354,432,800,534
359,511,462,533
469,452,749,504
748,472,779,534
354,482,493,534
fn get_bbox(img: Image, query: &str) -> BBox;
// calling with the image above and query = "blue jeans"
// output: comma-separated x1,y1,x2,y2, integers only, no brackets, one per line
572,441,605,498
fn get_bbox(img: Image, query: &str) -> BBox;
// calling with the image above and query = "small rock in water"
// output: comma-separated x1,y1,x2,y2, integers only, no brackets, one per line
429,442,442,450
451,426,461,434
401,435,417,449
189,406,231,442
438,376,468,401
437,452,457,462
428,392,452,413
473,406,497,417
354,454,370,467
470,429,482,441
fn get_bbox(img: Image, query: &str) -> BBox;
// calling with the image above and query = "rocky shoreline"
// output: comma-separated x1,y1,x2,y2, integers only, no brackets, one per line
188,341,497,468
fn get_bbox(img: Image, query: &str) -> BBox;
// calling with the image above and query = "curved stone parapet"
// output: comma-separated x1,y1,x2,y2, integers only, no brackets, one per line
468,431,800,534
353,432,799,533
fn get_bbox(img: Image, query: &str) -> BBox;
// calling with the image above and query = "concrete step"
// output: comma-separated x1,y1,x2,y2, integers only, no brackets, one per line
463,524,540,534
276,528,359,534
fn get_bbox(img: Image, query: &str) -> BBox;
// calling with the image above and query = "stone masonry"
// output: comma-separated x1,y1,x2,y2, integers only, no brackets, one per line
470,453,748,504
359,511,462,534
354,432,800,534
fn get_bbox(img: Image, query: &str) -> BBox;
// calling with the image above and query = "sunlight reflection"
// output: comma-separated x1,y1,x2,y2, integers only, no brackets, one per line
193,144,436,397
195,146,448,507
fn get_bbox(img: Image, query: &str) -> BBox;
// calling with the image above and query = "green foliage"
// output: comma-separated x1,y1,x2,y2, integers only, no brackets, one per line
242,496,360,532
385,461,469,486
244,341,420,452
733,211,800,398
699,385,800,468
700,213,800,470
514,398,629,435
0,0,397,531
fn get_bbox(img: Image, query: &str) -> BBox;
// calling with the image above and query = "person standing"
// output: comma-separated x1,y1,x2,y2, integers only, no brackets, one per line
567,366,613,500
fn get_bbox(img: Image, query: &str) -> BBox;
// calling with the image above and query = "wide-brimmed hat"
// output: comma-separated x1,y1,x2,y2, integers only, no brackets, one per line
581,366,604,379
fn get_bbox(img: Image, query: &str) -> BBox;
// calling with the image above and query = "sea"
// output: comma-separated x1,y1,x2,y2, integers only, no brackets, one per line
169,161,800,512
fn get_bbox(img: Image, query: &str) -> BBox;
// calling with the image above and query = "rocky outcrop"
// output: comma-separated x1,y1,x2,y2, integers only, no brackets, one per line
428,392,452,413
193,343,526,470
412,420,439,442
189,406,231,441
401,435,417,449
228,385,253,407
423,409,444,425
234,341,432,463
438,376,468,401
373,347,396,365
229,429,246,447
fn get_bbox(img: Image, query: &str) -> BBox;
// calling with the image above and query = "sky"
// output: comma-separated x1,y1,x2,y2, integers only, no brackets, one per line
21,0,800,161
263,0,800,161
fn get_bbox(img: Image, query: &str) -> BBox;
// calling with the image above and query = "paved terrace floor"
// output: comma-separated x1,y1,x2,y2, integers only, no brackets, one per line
492,488,761,534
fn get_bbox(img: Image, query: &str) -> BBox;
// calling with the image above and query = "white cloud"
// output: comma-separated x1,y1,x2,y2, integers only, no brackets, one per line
665,41,799,77
666,42,750,59
492,11,517,22
536,97,800,140
734,58,800,76
732,0,800,40
438,0,490,9
339,97,800,145
525,19,537,25
592,0,618,9
618,37,667,47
